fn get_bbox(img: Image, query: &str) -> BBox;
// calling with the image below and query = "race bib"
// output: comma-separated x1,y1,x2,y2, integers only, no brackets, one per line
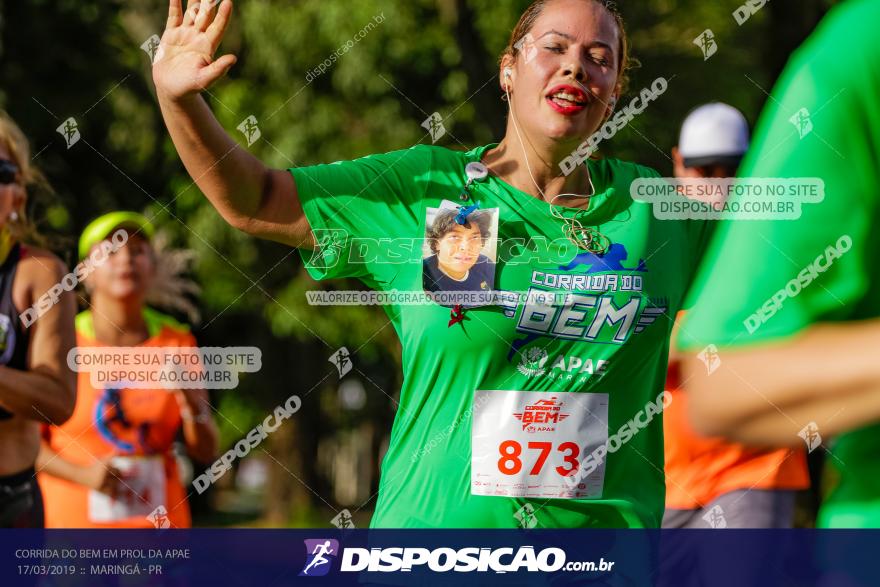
471,389,608,499
88,455,167,523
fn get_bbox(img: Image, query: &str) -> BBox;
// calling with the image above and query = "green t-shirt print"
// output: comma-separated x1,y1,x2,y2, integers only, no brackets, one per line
677,0,880,528
291,144,709,528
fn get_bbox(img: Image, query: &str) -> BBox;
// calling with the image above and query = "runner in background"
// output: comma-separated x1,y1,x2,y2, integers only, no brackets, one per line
37,212,218,528
0,111,76,528
678,0,880,529
663,104,809,528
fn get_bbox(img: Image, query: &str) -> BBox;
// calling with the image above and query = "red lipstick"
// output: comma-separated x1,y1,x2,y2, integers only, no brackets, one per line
545,84,589,116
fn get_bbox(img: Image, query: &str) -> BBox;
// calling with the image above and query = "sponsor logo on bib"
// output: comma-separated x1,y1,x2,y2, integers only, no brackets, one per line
513,396,570,433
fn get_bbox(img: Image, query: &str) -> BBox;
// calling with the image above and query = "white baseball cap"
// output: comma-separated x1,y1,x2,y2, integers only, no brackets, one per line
678,102,750,168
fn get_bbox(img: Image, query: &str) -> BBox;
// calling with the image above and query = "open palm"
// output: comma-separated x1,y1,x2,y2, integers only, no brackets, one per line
152,0,237,100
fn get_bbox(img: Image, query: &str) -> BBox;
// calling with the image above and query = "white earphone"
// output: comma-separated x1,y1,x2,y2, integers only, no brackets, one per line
503,68,513,94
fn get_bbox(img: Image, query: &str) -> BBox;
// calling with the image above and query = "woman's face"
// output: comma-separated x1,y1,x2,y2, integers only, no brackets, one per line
505,0,620,144
0,143,24,232
88,232,156,301
437,223,483,279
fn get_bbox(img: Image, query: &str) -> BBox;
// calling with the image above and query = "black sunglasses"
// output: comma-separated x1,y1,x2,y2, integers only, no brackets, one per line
0,159,19,185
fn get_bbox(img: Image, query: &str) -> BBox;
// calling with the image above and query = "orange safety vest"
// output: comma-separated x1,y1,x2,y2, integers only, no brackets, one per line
40,309,196,528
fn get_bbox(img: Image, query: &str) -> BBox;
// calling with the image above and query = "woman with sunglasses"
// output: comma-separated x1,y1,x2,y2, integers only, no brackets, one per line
152,0,710,529
0,111,76,528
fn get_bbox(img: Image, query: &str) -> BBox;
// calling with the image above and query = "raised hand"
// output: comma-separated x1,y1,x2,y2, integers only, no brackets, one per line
152,0,237,102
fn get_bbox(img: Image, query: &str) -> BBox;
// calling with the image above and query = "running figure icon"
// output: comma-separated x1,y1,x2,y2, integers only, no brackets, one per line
301,540,336,576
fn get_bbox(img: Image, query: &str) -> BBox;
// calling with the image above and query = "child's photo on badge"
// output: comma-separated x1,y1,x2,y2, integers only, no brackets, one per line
422,204,498,308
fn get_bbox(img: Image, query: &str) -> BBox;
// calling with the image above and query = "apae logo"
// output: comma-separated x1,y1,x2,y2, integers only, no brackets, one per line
516,348,609,383
517,347,548,377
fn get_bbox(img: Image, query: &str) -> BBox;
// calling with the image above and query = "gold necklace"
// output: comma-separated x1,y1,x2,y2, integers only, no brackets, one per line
549,194,611,255
480,146,611,255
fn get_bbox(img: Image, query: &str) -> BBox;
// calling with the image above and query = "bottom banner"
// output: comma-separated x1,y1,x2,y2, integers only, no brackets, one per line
0,529,876,586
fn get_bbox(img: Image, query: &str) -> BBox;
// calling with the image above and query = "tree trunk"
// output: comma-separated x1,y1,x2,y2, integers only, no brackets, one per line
264,341,322,525
448,0,507,138
766,0,832,82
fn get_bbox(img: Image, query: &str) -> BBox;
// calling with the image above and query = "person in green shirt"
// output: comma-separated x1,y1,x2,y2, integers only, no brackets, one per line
153,0,708,528
678,0,880,528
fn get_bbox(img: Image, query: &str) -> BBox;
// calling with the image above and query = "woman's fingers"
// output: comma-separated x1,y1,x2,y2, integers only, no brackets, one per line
194,0,216,32
106,467,133,501
156,0,232,98
167,0,183,28
182,0,201,27
99,466,117,496
198,53,237,88
206,0,233,51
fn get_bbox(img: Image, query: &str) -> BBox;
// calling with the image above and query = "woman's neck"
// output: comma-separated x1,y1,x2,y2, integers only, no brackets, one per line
483,131,593,207
90,294,149,346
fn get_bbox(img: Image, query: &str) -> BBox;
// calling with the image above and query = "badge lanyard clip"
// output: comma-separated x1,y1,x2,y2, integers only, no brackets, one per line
448,162,489,328
458,162,488,202
455,201,481,225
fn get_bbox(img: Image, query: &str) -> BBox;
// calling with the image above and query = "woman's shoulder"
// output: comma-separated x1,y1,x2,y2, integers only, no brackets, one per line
74,308,195,346
360,143,484,168
16,246,68,290
593,157,662,181
294,144,481,195
18,244,66,270
363,143,476,172
142,307,193,341
331,143,439,167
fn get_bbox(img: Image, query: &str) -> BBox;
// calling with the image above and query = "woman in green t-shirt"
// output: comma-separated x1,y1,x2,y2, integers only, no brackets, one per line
152,0,629,247
152,0,708,529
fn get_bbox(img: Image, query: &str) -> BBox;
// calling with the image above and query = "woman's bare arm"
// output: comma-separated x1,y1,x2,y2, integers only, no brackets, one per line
37,443,130,498
153,0,313,247
175,389,219,463
0,252,76,424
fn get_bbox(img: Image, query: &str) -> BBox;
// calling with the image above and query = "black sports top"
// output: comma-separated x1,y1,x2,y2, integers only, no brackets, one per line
0,244,29,420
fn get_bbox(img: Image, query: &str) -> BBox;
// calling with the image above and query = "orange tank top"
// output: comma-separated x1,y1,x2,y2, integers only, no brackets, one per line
40,309,196,528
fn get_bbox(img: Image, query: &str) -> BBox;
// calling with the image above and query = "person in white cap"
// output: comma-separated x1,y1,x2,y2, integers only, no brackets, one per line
672,102,750,179
663,103,810,529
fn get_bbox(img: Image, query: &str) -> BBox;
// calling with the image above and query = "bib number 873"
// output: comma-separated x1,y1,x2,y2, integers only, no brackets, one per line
497,440,579,476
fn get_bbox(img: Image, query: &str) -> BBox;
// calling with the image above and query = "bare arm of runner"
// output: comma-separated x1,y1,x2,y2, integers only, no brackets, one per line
683,319,880,446
153,0,315,248
0,250,76,424
36,444,131,499
174,389,219,464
